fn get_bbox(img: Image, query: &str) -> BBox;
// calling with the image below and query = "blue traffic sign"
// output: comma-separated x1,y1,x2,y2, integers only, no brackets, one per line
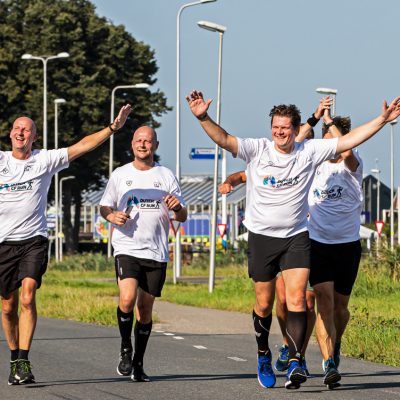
190,147,222,160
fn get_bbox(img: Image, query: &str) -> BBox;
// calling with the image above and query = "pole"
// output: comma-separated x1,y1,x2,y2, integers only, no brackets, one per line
59,176,74,261
390,122,396,249
55,102,59,261
43,59,47,149
209,31,224,293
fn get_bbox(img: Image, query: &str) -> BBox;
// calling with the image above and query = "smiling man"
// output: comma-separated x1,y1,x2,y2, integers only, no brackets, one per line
186,90,400,390
100,125,187,382
0,105,131,385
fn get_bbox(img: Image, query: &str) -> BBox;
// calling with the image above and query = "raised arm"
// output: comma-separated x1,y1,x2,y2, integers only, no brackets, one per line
323,109,359,172
67,104,132,162
186,90,238,156
296,96,331,142
336,97,400,154
218,171,247,194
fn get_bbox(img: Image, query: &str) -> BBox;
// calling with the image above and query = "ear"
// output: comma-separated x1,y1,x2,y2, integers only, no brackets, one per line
155,140,159,150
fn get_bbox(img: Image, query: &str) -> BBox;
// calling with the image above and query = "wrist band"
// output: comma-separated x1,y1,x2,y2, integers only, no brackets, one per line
172,204,182,212
325,121,334,128
197,113,208,121
307,114,320,127
109,123,118,132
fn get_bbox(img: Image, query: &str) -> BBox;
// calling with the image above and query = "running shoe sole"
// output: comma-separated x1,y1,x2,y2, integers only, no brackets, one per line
323,370,341,385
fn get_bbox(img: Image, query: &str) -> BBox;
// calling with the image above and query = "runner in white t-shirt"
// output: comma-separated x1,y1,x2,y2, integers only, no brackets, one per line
308,110,363,387
100,126,187,382
186,89,400,390
0,105,132,385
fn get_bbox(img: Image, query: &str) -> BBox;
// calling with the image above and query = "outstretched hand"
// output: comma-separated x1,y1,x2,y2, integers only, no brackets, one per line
218,182,233,195
323,107,333,124
186,90,212,119
315,96,332,119
381,96,400,123
113,104,132,130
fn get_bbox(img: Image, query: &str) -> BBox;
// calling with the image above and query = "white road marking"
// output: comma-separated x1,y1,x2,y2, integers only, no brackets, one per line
227,357,247,362
173,336,184,340
193,345,207,350
163,332,175,336
155,330,164,333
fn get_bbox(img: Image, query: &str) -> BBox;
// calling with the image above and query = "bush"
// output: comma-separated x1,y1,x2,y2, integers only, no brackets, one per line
48,253,114,272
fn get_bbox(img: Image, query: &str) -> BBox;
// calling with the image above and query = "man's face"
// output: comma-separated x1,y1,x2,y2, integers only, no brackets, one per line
271,116,298,153
10,117,37,153
131,127,158,161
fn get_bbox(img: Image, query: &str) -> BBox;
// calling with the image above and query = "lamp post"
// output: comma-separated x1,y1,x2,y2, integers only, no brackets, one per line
316,87,338,117
21,52,69,149
107,83,150,258
371,160,381,221
198,20,226,293
390,120,397,250
59,176,75,261
175,0,217,282
54,98,66,262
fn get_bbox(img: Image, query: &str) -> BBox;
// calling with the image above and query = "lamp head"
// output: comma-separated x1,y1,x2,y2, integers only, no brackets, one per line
21,54,32,60
57,52,70,58
390,119,398,126
198,20,226,33
133,83,150,89
54,99,66,104
316,87,337,95
201,0,217,3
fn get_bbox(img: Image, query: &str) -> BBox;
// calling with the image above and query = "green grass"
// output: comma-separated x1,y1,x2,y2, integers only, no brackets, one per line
36,251,400,366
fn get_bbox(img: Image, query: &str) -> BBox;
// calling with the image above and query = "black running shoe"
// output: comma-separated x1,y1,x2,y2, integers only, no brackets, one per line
131,362,150,382
117,348,133,376
8,361,19,386
323,358,341,386
15,359,35,384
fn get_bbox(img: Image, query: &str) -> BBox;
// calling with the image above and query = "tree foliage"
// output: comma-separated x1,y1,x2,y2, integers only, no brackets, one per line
0,0,170,250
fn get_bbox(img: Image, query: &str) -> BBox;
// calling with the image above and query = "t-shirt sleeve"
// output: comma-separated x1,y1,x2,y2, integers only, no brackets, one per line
45,148,69,174
169,174,186,207
99,175,118,208
306,138,338,166
236,137,262,163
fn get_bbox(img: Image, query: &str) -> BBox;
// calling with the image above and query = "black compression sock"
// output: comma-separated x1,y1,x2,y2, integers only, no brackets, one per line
117,307,134,350
253,310,272,353
133,320,152,366
286,311,307,361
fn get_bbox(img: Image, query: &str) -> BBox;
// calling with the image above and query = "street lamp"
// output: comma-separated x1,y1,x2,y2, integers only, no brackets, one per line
59,176,75,261
107,83,150,258
21,52,69,149
54,98,66,262
316,87,338,117
175,0,217,281
390,120,397,250
198,19,226,293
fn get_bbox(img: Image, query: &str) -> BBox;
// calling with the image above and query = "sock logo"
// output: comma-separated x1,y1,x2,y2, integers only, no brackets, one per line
139,330,150,335
120,317,131,322
254,332,261,337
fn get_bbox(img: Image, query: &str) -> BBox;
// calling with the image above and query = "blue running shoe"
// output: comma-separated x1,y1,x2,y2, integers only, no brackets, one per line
300,356,311,378
285,360,307,390
323,358,341,386
257,353,276,388
274,345,289,372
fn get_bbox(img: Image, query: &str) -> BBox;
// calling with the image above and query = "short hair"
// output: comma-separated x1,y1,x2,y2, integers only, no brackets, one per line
322,116,351,136
269,104,301,129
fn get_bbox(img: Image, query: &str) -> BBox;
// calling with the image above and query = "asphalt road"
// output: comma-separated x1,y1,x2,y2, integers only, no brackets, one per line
0,302,399,400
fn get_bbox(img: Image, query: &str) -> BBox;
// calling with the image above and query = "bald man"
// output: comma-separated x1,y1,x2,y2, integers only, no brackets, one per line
100,126,187,382
0,106,131,385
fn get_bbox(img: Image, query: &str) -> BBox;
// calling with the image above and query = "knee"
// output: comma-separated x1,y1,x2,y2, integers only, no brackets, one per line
20,291,35,310
1,301,18,319
136,303,153,323
119,294,135,312
256,298,274,316
286,290,306,310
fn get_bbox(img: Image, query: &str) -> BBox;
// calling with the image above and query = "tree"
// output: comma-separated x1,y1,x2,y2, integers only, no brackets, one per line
0,0,170,251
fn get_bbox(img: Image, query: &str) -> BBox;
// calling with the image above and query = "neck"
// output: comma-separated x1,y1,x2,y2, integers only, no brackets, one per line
11,148,32,160
274,142,294,155
133,158,155,171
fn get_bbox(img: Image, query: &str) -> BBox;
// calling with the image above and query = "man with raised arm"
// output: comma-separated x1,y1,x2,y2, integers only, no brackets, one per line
100,126,187,383
186,90,400,390
0,105,131,385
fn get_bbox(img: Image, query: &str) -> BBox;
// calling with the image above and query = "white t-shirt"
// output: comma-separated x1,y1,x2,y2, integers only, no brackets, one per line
236,137,338,238
0,149,69,242
308,151,363,244
100,162,185,262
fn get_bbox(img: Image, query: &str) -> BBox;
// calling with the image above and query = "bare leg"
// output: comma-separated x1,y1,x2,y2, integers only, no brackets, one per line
18,278,38,351
314,282,335,361
275,275,288,346
302,289,316,354
118,277,138,313
333,291,351,342
1,290,19,351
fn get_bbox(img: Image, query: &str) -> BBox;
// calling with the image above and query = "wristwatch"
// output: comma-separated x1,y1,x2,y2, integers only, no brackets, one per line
325,121,334,128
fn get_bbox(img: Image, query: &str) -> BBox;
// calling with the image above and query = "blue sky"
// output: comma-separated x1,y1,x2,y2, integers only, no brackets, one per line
92,0,399,188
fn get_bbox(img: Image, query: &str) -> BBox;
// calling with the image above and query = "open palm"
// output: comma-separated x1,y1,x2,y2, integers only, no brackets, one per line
186,90,212,118
381,97,400,123
114,104,132,130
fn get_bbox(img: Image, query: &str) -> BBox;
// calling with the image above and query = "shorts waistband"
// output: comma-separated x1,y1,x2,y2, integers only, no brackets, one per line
1,235,47,246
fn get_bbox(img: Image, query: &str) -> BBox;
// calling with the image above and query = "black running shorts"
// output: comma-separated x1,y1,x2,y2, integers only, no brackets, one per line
115,255,167,297
309,239,362,296
248,230,311,282
0,235,49,297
